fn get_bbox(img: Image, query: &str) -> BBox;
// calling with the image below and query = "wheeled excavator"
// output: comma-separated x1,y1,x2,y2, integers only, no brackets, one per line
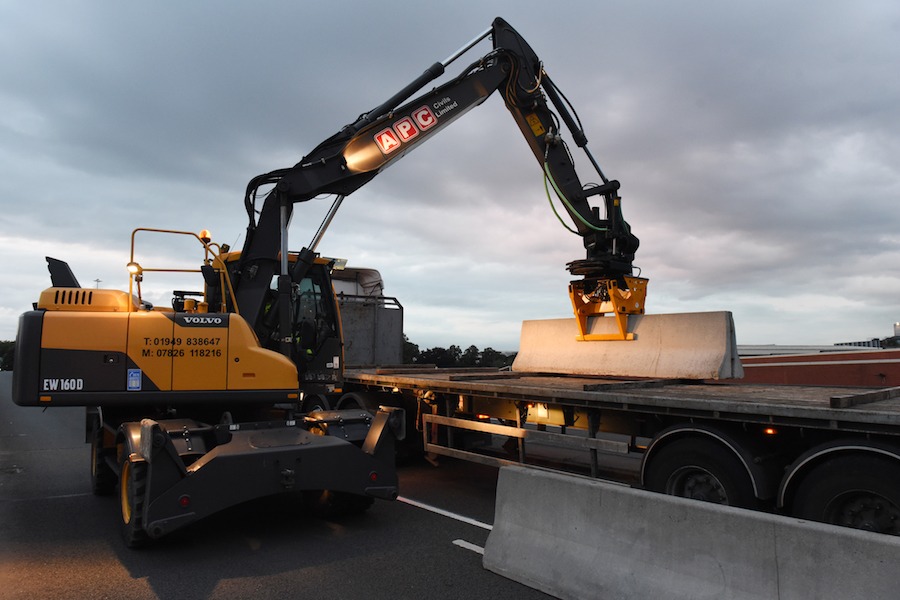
12,18,736,547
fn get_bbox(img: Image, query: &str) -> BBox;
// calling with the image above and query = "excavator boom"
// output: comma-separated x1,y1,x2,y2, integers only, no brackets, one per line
227,17,738,380
234,17,640,348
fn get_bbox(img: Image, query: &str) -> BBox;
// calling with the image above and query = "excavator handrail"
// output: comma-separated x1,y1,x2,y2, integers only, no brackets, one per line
127,228,238,314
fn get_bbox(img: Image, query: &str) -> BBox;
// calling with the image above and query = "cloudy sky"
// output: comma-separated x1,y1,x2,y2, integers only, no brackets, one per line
1,0,898,351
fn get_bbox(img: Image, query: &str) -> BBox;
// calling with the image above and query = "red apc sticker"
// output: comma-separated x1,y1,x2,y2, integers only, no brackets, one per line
373,106,438,155
413,106,437,130
374,127,401,154
393,116,419,142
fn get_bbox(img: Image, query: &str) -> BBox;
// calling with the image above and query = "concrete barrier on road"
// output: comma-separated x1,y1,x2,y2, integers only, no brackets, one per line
483,465,900,600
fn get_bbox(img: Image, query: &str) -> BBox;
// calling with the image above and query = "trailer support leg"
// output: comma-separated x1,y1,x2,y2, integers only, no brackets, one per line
588,410,601,478
515,403,526,463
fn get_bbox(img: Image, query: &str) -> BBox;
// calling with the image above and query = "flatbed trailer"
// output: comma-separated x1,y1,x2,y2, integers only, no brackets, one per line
341,366,900,534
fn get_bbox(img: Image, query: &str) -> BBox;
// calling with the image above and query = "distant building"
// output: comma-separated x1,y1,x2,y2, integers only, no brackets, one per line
834,338,883,349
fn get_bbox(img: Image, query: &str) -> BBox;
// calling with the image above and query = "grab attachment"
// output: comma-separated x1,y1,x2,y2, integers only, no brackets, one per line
569,276,648,341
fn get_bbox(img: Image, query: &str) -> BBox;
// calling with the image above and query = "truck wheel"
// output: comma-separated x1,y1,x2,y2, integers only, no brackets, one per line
301,395,331,413
336,392,367,410
119,457,149,548
90,419,116,496
644,437,757,508
792,454,900,535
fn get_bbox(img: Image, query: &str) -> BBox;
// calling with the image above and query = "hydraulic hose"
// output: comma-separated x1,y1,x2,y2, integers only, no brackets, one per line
543,162,607,233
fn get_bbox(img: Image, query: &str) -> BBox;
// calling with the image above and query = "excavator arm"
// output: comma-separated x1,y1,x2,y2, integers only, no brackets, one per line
234,17,642,348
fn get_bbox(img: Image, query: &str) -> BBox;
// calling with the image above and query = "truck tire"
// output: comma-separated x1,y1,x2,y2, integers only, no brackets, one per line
644,437,757,508
119,457,149,548
90,418,116,496
792,454,900,535
335,392,369,411
301,394,331,413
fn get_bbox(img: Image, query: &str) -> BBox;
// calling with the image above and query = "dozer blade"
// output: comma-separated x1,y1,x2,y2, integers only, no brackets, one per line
512,311,743,380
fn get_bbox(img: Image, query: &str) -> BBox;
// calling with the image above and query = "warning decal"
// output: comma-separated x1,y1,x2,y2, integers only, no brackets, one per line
526,113,546,137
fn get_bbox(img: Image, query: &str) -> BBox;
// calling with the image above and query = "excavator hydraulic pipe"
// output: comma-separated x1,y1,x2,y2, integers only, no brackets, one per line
442,25,492,68
353,62,446,131
583,180,620,198
541,73,588,149
289,247,318,284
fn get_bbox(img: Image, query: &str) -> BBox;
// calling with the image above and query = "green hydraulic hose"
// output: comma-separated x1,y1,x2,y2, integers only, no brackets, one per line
544,170,578,234
543,162,608,233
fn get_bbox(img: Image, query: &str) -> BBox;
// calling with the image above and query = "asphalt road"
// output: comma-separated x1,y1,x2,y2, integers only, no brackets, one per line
0,373,551,600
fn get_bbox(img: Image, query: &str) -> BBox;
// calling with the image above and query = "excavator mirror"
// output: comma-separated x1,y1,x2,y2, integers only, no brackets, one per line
201,265,220,288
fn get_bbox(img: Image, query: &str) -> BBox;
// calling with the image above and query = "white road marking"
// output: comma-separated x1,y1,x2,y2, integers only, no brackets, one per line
452,539,485,555
397,496,493,531
5,492,93,503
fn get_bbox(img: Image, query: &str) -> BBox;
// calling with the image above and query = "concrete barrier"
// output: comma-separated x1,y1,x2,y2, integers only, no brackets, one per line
512,311,743,380
483,465,900,600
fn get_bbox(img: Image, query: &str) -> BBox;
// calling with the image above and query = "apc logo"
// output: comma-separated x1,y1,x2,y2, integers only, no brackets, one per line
374,106,437,155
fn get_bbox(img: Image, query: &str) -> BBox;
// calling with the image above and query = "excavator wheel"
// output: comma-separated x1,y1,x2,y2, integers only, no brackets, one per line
90,417,116,496
119,456,150,548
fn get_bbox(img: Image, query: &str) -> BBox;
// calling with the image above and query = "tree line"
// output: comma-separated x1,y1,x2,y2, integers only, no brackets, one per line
0,337,516,371
402,335,515,368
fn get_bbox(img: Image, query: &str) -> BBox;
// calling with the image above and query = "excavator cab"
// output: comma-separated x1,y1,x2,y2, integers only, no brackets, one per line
229,251,344,384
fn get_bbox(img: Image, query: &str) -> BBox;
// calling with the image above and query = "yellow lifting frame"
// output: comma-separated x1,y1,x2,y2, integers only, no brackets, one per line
569,276,648,341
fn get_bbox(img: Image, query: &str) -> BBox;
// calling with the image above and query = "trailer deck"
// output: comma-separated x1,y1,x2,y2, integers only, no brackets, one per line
345,367,900,434
342,367,900,532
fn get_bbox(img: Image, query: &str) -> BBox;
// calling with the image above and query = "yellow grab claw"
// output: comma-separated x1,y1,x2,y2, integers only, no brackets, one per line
569,276,648,341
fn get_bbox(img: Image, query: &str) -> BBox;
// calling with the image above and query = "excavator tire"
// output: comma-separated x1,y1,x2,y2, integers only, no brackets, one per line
119,457,149,548
90,418,116,496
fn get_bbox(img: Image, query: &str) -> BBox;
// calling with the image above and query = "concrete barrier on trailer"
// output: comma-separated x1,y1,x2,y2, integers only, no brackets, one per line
483,465,900,600
512,311,743,380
